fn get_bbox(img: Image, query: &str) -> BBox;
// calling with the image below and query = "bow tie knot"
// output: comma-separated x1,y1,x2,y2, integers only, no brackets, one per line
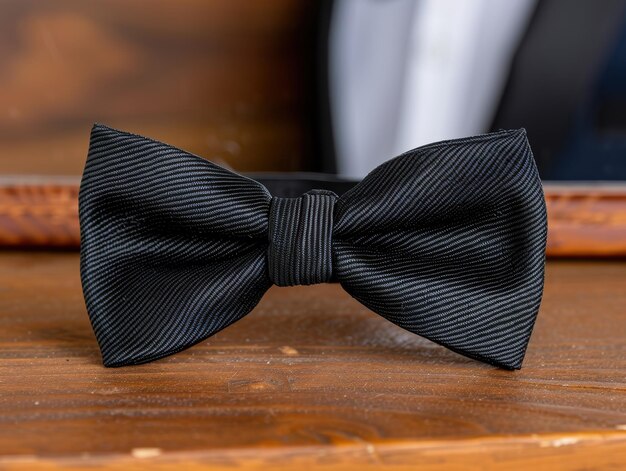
267,189,338,287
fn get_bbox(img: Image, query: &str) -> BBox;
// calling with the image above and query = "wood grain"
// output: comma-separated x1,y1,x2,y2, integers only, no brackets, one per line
0,0,318,175
0,178,79,248
0,252,625,470
1,179,626,257
544,184,626,257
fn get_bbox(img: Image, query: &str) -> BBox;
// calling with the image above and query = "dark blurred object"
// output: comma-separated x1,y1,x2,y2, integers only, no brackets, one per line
492,0,626,180
0,0,322,175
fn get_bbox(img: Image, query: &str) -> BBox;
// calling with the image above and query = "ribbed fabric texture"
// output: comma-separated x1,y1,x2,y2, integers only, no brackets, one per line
80,124,547,369
268,190,337,286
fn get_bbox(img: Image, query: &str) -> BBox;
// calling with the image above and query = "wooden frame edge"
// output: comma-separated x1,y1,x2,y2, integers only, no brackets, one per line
543,183,626,257
1,178,625,257
0,177,80,249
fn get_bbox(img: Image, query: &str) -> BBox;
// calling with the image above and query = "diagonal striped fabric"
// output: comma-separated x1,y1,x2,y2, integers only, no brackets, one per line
80,124,547,369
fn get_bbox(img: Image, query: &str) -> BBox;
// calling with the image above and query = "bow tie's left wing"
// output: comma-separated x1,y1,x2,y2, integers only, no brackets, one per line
80,124,272,366
333,129,547,369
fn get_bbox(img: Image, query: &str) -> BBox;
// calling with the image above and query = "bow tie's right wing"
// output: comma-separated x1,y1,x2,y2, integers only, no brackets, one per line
333,129,547,369
79,124,272,366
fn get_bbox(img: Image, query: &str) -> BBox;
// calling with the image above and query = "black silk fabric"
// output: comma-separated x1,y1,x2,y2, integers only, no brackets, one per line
80,124,547,369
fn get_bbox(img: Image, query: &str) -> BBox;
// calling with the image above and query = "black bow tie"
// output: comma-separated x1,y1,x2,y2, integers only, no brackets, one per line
80,124,547,369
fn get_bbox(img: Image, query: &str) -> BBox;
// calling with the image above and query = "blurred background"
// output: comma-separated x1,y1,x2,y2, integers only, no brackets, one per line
1,0,625,180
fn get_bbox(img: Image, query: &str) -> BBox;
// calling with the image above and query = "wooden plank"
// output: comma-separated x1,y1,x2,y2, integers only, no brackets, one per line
543,184,626,256
1,179,626,257
1,433,626,470
0,178,79,248
0,253,625,469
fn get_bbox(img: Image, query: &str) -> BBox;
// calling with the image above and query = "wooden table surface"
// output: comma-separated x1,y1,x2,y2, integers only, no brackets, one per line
0,252,625,470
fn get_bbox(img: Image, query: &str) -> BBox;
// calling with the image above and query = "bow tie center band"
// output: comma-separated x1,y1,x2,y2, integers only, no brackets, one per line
268,189,337,286
79,124,547,369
